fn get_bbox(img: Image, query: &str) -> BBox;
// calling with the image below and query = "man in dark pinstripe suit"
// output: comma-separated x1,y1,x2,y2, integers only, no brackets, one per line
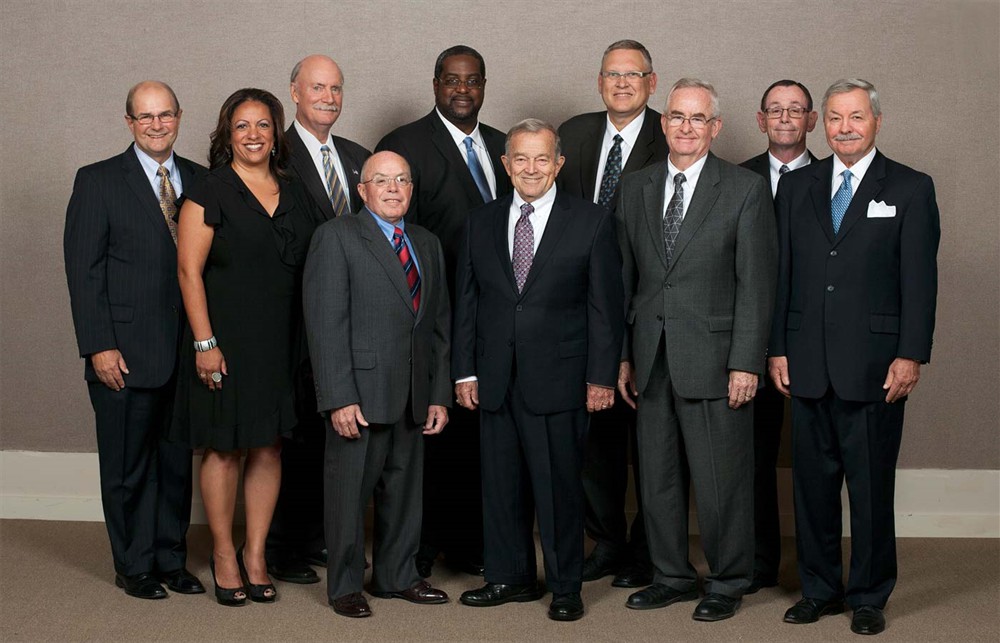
64,81,206,600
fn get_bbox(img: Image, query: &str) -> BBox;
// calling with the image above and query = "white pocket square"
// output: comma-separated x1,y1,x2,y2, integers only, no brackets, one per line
867,200,896,218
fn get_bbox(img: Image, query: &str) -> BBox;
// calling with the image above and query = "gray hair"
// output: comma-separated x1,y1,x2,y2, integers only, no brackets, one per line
505,118,562,158
822,78,881,117
602,39,653,71
665,77,720,119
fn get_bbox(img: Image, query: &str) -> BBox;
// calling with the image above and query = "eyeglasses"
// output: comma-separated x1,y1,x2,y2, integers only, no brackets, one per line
600,71,654,81
665,115,717,130
128,111,178,125
363,175,413,188
763,106,808,119
437,76,485,89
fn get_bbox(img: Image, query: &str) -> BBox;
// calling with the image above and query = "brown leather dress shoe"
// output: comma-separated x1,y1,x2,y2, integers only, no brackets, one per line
330,592,372,618
370,579,448,604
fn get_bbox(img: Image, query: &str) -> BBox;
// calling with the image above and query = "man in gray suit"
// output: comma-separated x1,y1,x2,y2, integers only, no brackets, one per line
303,151,451,618
616,78,777,621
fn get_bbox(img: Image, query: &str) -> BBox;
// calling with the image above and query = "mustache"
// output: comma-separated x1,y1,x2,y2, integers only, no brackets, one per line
833,132,863,142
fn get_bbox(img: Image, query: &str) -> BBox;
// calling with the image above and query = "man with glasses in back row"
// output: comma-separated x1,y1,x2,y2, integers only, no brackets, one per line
739,79,818,594
556,39,668,590
376,45,512,579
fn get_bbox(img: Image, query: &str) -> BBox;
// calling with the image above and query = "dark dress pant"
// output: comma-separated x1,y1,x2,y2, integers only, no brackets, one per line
752,383,785,581
324,412,423,600
88,381,192,576
480,377,589,595
791,389,905,609
635,336,753,598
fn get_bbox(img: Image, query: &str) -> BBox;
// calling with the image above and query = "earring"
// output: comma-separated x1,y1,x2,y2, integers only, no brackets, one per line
270,147,276,157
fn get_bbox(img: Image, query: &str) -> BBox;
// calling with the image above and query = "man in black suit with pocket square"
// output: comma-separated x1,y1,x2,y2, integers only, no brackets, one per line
556,39,667,589
769,78,939,636
376,45,512,578
265,53,371,585
64,80,206,600
739,79,817,594
454,119,624,621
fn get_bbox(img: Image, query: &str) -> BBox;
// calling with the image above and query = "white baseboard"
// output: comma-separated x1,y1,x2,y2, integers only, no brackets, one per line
1,451,997,538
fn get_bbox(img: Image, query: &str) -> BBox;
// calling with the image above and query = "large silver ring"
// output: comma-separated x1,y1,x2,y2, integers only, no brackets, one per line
211,372,223,383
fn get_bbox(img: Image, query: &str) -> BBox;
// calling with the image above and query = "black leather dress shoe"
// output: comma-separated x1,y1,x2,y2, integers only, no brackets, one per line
612,563,654,588
302,548,328,567
582,551,623,582
115,573,167,600
156,568,205,594
851,605,886,635
371,579,449,604
267,555,319,584
460,582,545,607
626,583,698,610
783,597,846,624
548,592,584,621
330,592,371,618
746,574,778,594
692,593,741,621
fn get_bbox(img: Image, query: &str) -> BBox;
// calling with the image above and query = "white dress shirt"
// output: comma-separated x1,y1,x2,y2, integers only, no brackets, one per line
134,146,183,197
592,110,646,203
293,119,351,198
768,149,812,198
832,146,877,198
663,153,709,221
435,108,497,198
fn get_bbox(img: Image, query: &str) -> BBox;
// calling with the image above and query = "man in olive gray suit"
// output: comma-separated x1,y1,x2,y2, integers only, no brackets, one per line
303,151,451,618
617,79,777,622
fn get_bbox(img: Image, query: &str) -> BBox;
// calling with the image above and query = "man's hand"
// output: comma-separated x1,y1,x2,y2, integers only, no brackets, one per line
767,356,791,398
587,384,614,413
91,349,128,391
330,404,369,439
455,381,479,411
423,405,449,435
728,370,759,409
883,358,921,403
617,361,638,409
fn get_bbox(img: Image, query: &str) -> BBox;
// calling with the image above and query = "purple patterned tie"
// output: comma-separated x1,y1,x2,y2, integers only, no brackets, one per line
512,202,534,292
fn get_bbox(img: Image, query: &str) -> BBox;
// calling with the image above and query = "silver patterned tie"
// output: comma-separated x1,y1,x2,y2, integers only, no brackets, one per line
512,202,534,292
320,145,350,217
662,172,686,264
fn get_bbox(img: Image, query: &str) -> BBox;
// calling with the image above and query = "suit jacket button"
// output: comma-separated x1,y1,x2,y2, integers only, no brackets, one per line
656,314,663,321
826,285,835,292
507,339,514,346
516,305,523,312
830,250,838,257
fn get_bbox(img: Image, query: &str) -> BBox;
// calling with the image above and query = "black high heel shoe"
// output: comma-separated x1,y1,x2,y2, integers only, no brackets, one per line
209,555,247,607
238,546,277,603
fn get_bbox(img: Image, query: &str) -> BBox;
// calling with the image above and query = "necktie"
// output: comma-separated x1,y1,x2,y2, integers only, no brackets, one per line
597,134,624,209
157,166,178,244
392,227,421,312
779,164,790,175
463,136,492,203
512,203,534,293
662,172,686,264
831,169,853,234
320,145,350,217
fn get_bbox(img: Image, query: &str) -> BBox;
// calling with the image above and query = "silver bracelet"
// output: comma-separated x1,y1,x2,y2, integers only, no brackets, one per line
193,335,218,352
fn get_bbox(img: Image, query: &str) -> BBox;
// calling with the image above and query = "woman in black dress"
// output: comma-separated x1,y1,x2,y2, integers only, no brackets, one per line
174,88,320,606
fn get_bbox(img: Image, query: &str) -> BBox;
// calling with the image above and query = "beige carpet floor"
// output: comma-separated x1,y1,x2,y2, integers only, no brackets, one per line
1,520,997,642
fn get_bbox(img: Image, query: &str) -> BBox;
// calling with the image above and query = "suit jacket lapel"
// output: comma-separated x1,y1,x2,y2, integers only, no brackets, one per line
809,157,836,244
287,126,337,220
121,144,174,240
410,233,432,324
641,163,669,270
667,153,721,273
332,135,365,212
580,114,602,195
359,211,417,315
518,192,571,297
429,113,485,205
622,108,660,175
483,129,509,197
834,151,885,244
491,196,518,293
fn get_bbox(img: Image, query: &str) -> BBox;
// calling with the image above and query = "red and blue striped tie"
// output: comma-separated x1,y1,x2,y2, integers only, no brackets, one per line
393,227,420,311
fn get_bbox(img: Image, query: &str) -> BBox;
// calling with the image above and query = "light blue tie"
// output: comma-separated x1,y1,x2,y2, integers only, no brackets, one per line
463,136,492,203
831,169,853,234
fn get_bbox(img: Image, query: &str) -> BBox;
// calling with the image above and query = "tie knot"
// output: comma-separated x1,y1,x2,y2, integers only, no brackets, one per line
320,145,330,157
673,172,686,188
392,226,403,240
841,169,853,182
464,136,475,151
520,202,534,217
779,164,790,175
613,134,623,144
157,165,168,177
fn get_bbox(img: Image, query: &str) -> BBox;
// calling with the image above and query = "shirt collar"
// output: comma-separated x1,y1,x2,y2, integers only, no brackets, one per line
293,119,334,156
605,109,646,148
366,207,405,238
667,153,708,186
133,144,176,177
768,149,811,174
435,108,484,148
832,146,877,184
512,185,557,213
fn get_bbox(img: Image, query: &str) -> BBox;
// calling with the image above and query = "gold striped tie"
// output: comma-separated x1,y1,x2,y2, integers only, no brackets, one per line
320,145,349,217
157,166,178,244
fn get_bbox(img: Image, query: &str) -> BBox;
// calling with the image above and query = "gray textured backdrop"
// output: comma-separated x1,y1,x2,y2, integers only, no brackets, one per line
1,0,997,468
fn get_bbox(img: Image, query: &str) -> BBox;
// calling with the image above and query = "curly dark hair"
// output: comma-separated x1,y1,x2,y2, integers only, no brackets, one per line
208,88,291,179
